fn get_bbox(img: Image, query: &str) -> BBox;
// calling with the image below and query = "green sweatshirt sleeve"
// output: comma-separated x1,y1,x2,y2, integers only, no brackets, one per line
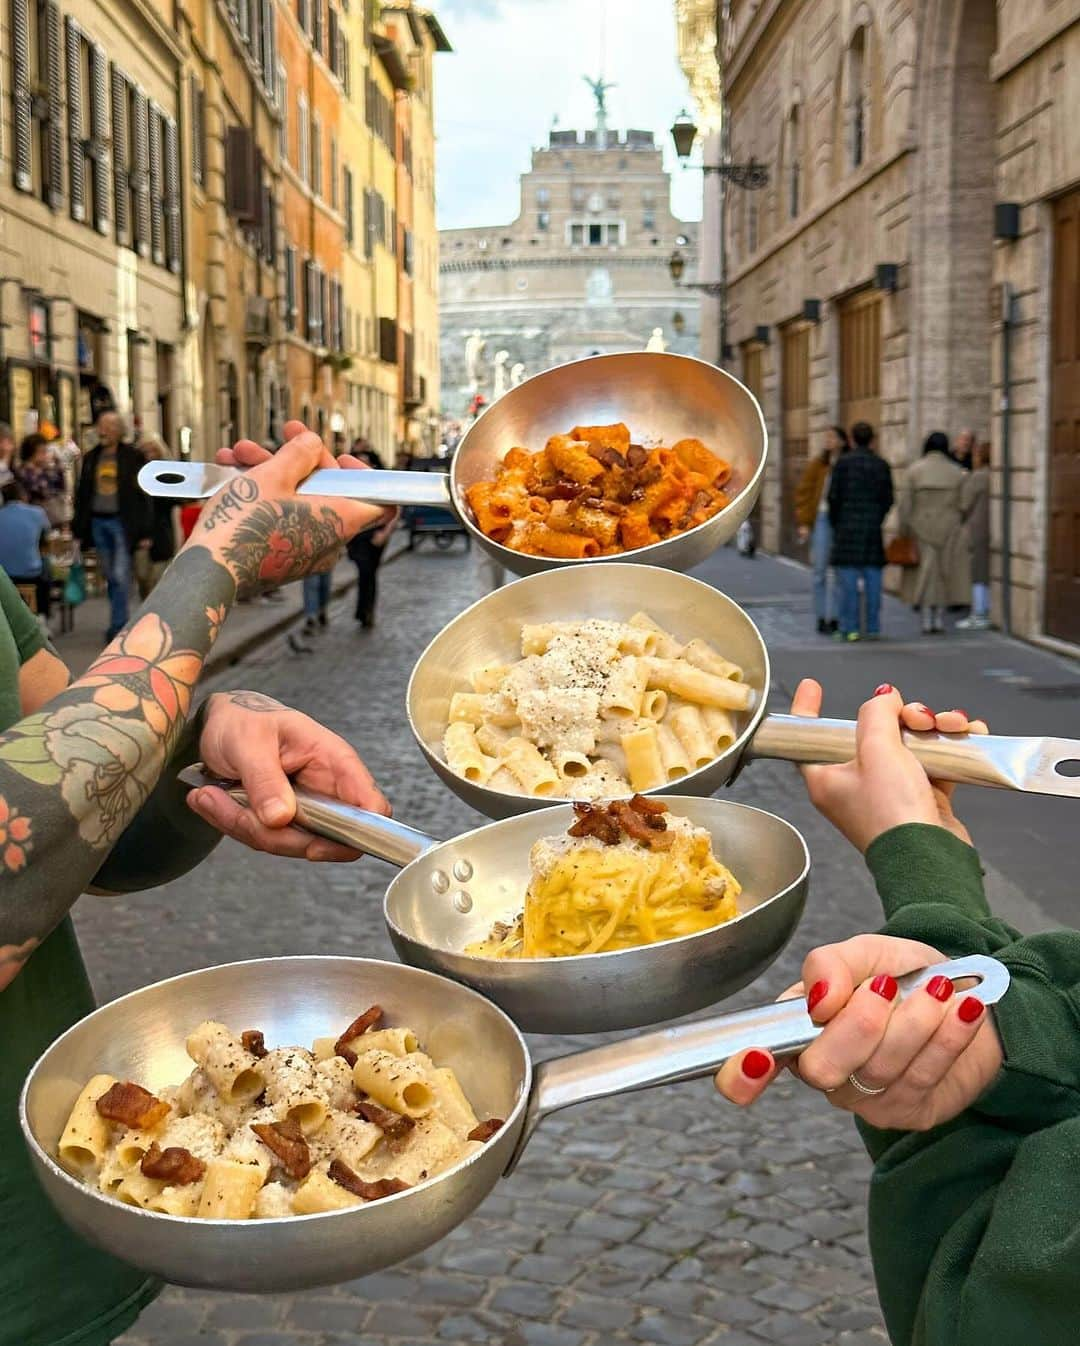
89,700,222,894
854,823,1080,1346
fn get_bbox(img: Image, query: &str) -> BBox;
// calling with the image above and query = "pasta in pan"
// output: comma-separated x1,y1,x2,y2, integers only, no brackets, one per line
57,1011,503,1220
466,796,742,959
464,422,734,557
442,612,754,799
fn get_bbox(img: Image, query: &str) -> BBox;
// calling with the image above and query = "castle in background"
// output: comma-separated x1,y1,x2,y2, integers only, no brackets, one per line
439,84,701,414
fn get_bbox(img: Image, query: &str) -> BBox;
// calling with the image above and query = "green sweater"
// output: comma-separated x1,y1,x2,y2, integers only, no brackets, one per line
861,824,1080,1346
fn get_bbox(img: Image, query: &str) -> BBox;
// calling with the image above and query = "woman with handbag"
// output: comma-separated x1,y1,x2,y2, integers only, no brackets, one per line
898,432,968,635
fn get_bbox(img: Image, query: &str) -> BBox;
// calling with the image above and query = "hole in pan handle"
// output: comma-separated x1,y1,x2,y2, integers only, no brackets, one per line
747,714,1080,796
177,766,437,868
504,954,1010,1173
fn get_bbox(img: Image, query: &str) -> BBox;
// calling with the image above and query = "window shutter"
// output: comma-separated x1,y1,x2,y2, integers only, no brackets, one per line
190,80,204,187
327,7,337,71
238,0,250,45
65,17,85,221
11,0,33,191
149,104,164,263
111,68,129,242
297,0,308,35
132,87,150,255
313,0,323,54
285,246,296,331
261,0,275,94
164,116,181,273
89,44,109,232
341,34,350,95
344,165,353,244
45,0,64,210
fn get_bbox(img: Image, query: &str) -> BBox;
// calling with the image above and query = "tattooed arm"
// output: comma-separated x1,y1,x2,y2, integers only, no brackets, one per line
0,430,384,991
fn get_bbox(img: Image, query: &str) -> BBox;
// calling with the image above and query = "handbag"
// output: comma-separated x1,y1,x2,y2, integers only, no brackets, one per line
63,560,87,606
886,535,919,568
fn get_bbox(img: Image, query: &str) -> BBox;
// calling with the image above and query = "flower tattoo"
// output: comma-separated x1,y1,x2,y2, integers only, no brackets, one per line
0,796,31,871
81,615,201,748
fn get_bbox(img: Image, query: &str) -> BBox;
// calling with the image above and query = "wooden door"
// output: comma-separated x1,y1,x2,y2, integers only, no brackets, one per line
838,287,882,436
1047,188,1080,644
781,323,810,557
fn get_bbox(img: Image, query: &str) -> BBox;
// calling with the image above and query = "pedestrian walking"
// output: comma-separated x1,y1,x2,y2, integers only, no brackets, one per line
300,570,332,639
957,439,992,629
133,435,177,600
827,421,893,641
73,411,153,640
15,432,64,521
346,443,398,628
898,431,968,635
795,425,848,633
0,479,51,618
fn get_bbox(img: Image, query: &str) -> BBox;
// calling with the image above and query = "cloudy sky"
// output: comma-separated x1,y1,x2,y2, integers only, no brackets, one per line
432,0,704,230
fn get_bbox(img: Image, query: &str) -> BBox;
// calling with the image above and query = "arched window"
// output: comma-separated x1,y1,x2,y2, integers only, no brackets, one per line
849,27,868,168
748,197,759,253
786,106,802,218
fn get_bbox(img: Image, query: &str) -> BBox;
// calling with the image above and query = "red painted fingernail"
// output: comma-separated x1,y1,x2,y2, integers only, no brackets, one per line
873,684,893,697
958,996,985,1023
742,1050,773,1080
870,974,898,1001
925,975,954,1002
953,709,968,718
807,980,829,1014
917,703,935,716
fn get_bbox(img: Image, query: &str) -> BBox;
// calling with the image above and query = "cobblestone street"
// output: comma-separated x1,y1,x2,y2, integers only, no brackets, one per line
72,544,1080,1346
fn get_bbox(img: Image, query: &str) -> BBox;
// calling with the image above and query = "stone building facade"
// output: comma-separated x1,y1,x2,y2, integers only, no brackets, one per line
683,0,1080,647
2,0,447,466
439,122,700,414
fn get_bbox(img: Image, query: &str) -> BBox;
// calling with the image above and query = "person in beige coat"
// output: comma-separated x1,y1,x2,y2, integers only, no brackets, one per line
898,431,969,634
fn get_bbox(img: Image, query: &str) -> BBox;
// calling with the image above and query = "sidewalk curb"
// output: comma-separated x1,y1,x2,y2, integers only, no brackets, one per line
203,572,357,677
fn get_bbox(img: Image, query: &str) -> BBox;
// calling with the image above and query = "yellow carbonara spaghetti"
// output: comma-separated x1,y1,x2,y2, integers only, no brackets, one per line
466,796,741,959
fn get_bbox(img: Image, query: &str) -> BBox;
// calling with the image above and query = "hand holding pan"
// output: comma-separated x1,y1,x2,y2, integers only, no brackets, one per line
178,771,811,1035
139,352,767,578
405,564,1080,820
21,953,1009,1293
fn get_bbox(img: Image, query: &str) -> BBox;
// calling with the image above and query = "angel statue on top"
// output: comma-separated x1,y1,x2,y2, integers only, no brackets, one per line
464,332,488,394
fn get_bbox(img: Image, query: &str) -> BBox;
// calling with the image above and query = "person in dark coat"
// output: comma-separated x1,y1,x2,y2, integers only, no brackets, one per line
73,411,153,640
827,421,894,641
133,435,177,599
346,443,398,628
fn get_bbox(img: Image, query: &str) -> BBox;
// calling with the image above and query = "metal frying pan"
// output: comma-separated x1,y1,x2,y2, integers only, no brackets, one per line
21,953,1009,1293
406,564,1080,819
178,771,809,1035
139,352,767,578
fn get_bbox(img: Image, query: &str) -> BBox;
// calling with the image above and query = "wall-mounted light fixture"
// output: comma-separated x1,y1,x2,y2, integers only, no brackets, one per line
994,202,1021,241
753,325,770,345
802,299,821,323
875,263,899,293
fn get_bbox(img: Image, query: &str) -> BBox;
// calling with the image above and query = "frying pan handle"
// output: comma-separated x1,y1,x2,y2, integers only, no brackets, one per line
177,766,436,868
505,955,1009,1174
139,461,452,508
749,714,1020,790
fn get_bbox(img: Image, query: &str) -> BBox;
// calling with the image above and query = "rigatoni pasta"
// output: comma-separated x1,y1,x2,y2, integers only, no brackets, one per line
441,614,755,799
56,1007,504,1221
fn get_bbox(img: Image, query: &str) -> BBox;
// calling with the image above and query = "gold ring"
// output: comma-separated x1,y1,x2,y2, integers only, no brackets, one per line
847,1071,887,1097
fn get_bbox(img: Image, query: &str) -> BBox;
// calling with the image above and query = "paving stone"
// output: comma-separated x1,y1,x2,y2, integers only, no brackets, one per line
751,1282,821,1313
559,1292,638,1332
571,1209,646,1242
205,1299,282,1331
439,1244,517,1276
515,1253,580,1286
490,1283,562,1319
286,1297,370,1332
515,1322,590,1346
629,1310,716,1346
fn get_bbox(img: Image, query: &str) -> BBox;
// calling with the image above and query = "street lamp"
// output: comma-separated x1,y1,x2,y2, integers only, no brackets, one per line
668,248,724,297
668,110,770,190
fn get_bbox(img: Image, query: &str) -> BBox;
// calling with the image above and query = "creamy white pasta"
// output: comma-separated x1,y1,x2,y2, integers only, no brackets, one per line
443,613,755,798
57,1011,504,1220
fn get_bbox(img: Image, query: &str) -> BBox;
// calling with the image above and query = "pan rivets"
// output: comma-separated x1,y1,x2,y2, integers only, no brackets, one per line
430,870,450,894
452,859,473,882
452,890,473,913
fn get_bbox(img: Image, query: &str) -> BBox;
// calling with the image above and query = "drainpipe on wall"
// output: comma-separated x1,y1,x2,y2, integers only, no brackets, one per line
999,281,1015,637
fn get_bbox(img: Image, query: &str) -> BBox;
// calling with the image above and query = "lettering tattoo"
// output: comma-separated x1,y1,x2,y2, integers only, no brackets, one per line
0,545,236,991
200,474,260,532
221,501,345,597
